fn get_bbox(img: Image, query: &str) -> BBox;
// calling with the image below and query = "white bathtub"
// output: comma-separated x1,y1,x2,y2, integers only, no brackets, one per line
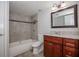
9,39,33,57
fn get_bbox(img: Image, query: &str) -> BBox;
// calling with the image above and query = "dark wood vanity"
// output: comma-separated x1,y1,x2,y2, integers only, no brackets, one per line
44,35,79,57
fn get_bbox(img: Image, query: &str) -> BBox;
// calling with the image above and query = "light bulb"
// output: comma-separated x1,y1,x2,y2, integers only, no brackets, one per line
52,6,58,11
51,4,58,11
61,2,66,8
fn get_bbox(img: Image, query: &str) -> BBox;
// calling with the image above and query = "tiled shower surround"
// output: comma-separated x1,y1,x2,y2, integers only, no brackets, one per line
9,13,38,43
9,21,32,43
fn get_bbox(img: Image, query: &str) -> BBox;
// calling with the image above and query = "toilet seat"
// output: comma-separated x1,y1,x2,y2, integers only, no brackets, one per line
32,41,43,55
32,41,42,47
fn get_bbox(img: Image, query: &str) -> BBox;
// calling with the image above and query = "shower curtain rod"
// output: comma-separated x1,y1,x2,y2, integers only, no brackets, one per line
9,20,34,24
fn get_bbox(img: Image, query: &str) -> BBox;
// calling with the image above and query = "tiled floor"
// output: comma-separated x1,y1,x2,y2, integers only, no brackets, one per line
16,50,43,57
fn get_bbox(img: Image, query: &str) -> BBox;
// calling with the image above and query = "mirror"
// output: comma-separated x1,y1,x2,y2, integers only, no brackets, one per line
51,5,78,28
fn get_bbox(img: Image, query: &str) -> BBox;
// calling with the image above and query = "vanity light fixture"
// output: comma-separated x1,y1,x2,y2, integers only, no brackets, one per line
60,2,66,8
52,1,66,11
52,4,58,11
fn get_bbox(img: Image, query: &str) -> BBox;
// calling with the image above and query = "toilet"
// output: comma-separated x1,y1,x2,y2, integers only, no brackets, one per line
32,34,43,55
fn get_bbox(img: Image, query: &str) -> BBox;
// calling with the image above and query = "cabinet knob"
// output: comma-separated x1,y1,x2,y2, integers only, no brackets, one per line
65,55,71,57
48,42,53,45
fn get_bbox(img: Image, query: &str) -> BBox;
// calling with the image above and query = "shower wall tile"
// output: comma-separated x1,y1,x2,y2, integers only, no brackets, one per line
9,21,32,43
31,15,38,40
10,13,32,22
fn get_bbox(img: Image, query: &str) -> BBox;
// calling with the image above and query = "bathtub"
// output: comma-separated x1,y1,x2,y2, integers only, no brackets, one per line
9,39,33,57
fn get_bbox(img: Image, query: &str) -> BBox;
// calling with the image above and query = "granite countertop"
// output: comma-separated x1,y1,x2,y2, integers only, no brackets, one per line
45,34,79,39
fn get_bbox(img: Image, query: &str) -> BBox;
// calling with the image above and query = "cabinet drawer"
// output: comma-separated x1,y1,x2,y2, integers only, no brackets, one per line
44,35,62,44
63,38,78,48
44,41,62,48
63,46,78,57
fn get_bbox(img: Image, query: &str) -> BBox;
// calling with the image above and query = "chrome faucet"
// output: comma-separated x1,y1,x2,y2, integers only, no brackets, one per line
54,31,61,35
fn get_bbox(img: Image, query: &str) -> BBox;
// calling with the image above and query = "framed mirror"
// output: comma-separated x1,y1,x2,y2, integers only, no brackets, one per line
51,5,78,28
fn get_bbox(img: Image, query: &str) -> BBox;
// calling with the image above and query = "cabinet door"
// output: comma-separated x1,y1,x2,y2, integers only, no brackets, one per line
52,44,62,57
44,41,53,57
63,46,78,57
44,41,62,57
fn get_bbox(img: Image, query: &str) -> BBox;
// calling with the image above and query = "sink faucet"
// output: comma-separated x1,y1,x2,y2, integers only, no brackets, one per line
54,31,61,35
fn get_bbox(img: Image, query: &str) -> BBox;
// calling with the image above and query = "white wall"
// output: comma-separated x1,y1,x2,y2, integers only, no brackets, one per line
0,1,9,57
38,10,50,34
37,2,79,42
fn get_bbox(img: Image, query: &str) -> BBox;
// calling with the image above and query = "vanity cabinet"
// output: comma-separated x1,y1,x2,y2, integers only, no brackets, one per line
63,38,79,57
44,35,62,57
44,35,79,57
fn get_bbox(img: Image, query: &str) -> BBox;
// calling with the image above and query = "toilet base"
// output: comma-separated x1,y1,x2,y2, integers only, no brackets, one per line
33,45,43,55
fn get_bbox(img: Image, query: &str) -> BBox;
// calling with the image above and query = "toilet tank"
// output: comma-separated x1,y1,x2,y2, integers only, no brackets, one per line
38,34,43,43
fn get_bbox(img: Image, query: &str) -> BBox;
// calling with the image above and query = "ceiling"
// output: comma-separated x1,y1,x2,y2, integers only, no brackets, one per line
9,1,77,17
9,1,58,17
